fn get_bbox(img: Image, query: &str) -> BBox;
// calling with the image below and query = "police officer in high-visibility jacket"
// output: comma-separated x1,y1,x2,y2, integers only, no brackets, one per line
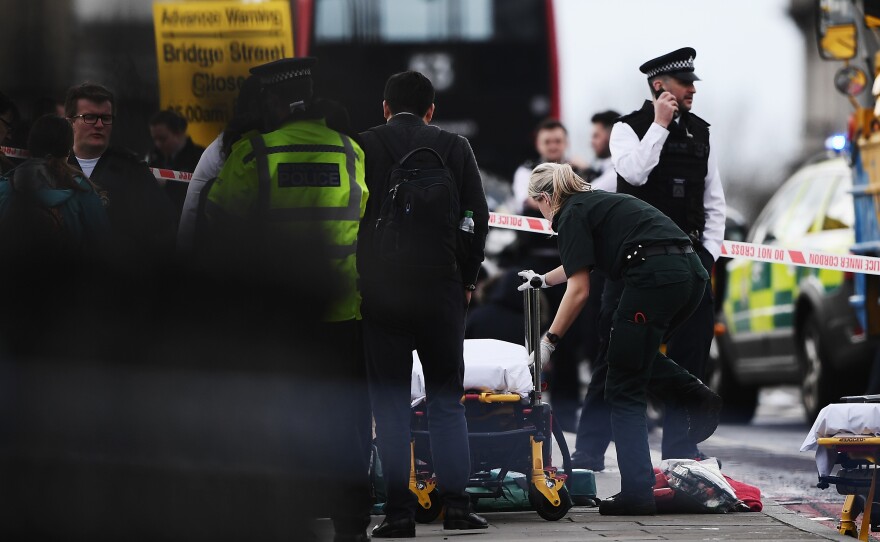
205,57,371,542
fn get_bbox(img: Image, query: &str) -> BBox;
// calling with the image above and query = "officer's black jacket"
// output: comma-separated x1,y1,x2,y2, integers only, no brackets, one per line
357,113,489,286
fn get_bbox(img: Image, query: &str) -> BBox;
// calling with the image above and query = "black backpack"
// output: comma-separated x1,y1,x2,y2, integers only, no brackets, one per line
370,127,461,274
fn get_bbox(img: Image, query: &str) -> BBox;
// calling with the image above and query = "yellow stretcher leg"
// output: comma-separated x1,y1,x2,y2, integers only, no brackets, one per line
530,436,564,506
408,441,436,511
839,494,859,538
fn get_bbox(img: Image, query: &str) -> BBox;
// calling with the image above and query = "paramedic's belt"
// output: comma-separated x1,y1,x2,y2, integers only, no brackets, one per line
642,244,695,257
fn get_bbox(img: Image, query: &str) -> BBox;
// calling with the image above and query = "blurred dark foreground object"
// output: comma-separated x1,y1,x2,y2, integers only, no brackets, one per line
0,229,350,541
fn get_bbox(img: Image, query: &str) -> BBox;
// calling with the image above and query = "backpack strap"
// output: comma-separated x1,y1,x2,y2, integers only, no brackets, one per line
369,125,458,169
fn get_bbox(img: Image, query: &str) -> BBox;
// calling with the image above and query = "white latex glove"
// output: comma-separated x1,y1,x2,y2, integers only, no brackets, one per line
517,269,547,291
529,340,556,367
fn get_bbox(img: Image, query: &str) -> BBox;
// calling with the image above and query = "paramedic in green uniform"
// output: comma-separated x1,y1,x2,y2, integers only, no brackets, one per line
517,162,722,516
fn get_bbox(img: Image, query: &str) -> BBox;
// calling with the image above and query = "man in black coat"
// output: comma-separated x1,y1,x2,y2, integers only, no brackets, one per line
65,83,176,259
146,109,206,223
358,71,489,538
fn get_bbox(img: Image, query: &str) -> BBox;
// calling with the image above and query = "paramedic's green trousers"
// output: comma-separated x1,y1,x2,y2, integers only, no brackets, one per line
605,251,710,497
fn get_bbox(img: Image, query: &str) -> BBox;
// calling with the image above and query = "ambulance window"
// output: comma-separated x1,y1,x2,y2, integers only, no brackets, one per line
749,168,816,244
775,172,833,240
821,174,854,230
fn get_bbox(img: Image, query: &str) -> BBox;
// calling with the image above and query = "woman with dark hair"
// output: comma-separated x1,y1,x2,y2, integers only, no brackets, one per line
177,76,263,252
0,114,109,253
0,92,21,174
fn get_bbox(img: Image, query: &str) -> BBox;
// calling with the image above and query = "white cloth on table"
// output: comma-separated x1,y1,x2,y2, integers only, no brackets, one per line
800,403,880,476
410,339,533,408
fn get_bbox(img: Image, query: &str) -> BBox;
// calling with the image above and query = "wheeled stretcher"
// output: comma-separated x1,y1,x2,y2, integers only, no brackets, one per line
801,398,880,540
402,289,591,522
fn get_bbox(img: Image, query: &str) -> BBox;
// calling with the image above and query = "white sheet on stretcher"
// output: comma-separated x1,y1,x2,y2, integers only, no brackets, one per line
800,403,880,476
411,339,533,407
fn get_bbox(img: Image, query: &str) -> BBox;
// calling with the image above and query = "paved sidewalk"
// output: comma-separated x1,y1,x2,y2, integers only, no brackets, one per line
314,466,853,541
314,431,855,541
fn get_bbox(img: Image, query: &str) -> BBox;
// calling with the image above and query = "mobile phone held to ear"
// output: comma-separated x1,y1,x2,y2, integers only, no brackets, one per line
654,86,679,118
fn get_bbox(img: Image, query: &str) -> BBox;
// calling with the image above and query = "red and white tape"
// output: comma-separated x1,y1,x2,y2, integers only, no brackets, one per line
2,146,192,182
719,240,880,275
488,211,555,235
1,145,28,160
487,213,880,275
6,144,880,275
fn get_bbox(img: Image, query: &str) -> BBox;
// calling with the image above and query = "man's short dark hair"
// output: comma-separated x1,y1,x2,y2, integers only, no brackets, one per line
383,71,434,116
591,110,620,129
536,118,567,134
150,109,188,133
64,83,115,118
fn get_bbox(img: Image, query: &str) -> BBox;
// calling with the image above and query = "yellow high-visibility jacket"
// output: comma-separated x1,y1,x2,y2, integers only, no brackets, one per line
208,118,368,322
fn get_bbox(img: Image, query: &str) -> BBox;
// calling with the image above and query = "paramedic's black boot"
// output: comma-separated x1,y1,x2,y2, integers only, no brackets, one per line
685,382,722,444
599,492,656,516
443,506,489,530
371,517,415,538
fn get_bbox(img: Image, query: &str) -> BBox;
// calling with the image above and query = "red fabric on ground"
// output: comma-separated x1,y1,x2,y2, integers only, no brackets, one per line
724,474,763,512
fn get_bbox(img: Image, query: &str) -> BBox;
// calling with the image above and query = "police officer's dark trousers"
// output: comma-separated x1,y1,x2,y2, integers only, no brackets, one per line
661,246,715,459
314,320,373,537
605,251,709,497
363,277,472,521
573,272,622,466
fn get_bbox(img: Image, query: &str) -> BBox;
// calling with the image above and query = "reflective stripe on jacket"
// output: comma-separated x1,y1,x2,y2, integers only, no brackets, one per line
208,118,368,322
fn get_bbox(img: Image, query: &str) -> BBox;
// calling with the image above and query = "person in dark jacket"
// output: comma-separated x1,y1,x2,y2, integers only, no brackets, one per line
146,109,205,173
465,269,526,344
358,71,489,538
147,109,206,223
0,114,109,254
64,83,176,259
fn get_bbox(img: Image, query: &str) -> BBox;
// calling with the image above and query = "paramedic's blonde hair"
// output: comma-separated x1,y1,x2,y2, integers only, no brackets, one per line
527,162,592,217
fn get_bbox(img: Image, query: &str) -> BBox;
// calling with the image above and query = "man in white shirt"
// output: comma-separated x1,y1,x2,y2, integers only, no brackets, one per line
511,119,584,213
610,47,725,461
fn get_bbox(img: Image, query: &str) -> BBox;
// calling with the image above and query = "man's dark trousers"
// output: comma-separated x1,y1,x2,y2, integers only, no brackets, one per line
660,246,715,459
363,278,472,521
604,252,709,496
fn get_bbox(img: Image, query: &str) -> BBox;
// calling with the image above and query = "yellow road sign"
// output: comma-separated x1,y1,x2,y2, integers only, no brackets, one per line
152,1,295,146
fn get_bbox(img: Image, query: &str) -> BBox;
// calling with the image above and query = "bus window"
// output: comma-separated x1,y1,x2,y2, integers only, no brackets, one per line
310,0,557,183
316,0,492,43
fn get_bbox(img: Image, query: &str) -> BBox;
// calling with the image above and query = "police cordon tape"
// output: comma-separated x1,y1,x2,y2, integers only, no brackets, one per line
1,145,193,182
6,144,880,275
490,209,880,275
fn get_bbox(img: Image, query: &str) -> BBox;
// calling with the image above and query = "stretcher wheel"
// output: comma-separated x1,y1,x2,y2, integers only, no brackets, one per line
529,484,572,521
414,489,442,524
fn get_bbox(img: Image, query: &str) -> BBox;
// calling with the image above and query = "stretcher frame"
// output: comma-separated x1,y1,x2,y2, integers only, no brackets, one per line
406,288,574,522
817,435,880,539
